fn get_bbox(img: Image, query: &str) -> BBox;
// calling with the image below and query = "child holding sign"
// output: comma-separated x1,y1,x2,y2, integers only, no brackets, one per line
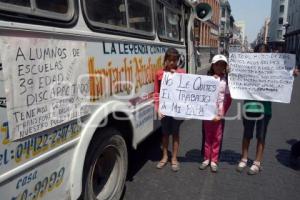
199,55,232,172
155,48,185,172
236,44,299,175
236,44,272,175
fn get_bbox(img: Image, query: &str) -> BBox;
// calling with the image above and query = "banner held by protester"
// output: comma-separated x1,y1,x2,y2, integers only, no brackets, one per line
228,53,296,103
159,72,220,120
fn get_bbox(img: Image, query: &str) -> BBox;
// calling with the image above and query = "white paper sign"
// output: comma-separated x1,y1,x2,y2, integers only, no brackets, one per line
159,72,220,120
228,53,295,103
1,37,89,139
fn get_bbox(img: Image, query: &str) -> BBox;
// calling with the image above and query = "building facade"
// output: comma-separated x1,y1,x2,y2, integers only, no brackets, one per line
254,18,270,47
263,18,271,45
194,0,220,69
286,0,300,65
229,23,243,52
219,0,234,56
235,21,245,45
268,0,289,51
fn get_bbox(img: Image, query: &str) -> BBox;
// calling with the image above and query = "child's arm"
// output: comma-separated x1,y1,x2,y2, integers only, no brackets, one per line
154,72,160,112
293,68,299,76
217,80,226,118
224,92,232,114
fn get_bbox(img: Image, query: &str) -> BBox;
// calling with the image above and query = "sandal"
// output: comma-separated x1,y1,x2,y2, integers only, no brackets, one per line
171,161,180,172
156,161,168,169
236,158,248,172
247,161,262,175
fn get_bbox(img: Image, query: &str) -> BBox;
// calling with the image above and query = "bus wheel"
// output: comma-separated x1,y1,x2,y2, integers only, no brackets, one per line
83,127,128,200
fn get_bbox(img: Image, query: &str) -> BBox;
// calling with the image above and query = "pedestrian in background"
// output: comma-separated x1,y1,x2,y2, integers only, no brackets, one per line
199,54,232,173
154,47,185,172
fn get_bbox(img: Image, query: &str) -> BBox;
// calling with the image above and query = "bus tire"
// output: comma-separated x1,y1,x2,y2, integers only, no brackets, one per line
83,127,128,200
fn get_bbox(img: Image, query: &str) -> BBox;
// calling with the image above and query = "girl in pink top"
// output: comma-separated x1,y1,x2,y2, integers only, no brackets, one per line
154,48,185,172
199,54,232,172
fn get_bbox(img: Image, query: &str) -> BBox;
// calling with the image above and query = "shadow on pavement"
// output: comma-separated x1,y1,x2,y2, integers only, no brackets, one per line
184,149,202,162
219,149,241,165
185,149,242,165
286,139,298,145
121,129,162,200
126,128,162,182
276,139,300,170
184,149,242,165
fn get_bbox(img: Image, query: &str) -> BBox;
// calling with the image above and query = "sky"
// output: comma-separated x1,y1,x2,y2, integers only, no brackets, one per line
228,0,272,43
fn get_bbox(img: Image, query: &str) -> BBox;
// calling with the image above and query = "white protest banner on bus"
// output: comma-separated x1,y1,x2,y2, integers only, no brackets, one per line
228,53,296,103
1,37,89,140
159,72,220,120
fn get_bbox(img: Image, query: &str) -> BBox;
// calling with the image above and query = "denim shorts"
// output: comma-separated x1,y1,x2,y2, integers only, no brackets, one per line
161,116,183,135
242,112,272,143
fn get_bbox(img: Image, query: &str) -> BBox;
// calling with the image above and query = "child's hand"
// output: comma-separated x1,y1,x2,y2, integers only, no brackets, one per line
213,116,221,122
213,74,219,79
158,112,165,119
293,68,299,77
170,69,176,73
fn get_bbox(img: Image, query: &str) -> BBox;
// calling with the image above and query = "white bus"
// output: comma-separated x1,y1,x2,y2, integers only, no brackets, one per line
0,1,211,199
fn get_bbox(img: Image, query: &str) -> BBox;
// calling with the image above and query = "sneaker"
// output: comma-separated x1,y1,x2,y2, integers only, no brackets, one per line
199,160,210,170
210,162,218,173
236,158,248,172
247,161,262,175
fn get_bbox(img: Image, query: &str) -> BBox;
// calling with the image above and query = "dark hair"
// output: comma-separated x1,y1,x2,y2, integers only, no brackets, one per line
254,43,270,53
164,47,180,63
207,66,215,76
207,64,229,76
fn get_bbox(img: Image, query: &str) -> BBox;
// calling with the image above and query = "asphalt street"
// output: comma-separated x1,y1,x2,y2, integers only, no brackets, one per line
122,74,300,200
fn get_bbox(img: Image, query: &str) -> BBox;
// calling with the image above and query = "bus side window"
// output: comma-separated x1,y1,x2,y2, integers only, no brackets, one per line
84,0,154,36
85,0,127,27
155,0,182,42
128,0,153,32
156,1,166,37
36,0,68,14
0,0,30,7
0,0,75,22
166,9,180,40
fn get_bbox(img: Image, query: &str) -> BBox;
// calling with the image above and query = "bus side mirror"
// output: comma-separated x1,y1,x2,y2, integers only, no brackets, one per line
195,3,212,21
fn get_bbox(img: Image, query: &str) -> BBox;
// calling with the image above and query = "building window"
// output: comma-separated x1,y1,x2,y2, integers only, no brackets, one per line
220,21,225,32
280,5,284,13
277,30,283,39
222,8,225,17
278,17,283,25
